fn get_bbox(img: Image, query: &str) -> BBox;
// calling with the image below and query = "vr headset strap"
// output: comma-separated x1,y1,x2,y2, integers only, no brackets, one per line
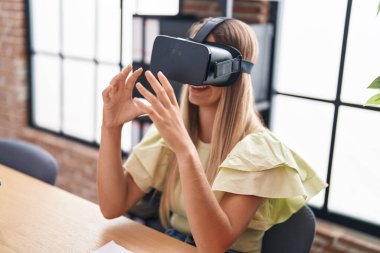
241,60,254,73
215,59,254,77
193,17,255,78
192,17,231,43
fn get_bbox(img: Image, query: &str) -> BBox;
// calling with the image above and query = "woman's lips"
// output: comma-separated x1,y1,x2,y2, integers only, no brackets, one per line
190,85,209,93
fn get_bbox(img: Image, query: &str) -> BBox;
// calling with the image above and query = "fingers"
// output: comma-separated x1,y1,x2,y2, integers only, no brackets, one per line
135,82,165,115
145,71,172,108
125,67,143,92
133,93,159,122
102,85,113,101
110,65,133,90
157,71,177,106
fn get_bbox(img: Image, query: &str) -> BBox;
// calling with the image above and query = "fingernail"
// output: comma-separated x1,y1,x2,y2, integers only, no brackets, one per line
158,71,162,75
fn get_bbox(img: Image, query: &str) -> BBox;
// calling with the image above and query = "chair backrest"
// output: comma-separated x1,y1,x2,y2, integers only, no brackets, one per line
262,205,316,253
0,138,58,185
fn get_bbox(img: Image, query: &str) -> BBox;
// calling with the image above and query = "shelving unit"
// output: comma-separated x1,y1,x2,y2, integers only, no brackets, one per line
127,14,198,148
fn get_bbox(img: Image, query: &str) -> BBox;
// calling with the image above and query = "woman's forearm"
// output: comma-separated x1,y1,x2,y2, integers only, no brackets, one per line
175,147,234,253
97,126,127,218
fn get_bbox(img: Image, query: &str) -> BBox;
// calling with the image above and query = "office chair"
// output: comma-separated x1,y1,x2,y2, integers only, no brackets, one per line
262,205,316,253
0,138,58,185
127,189,165,232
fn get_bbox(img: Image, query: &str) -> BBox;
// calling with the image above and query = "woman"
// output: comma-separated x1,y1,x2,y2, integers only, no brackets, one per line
97,18,327,253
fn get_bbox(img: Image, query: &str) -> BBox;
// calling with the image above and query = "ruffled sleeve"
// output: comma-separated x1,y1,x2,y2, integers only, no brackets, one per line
123,124,172,193
212,129,328,231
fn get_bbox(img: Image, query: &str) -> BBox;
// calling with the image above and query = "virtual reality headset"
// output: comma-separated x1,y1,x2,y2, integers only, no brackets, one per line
149,17,254,87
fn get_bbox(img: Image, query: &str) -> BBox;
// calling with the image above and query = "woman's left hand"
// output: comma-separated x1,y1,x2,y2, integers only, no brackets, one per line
133,71,193,153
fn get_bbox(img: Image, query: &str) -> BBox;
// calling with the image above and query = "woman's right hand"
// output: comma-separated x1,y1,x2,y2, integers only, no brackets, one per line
101,65,144,129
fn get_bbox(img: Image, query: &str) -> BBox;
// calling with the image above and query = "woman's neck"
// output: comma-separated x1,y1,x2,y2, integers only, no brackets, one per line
198,105,218,143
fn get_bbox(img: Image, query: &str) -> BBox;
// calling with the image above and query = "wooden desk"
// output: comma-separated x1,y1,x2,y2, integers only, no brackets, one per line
0,165,196,253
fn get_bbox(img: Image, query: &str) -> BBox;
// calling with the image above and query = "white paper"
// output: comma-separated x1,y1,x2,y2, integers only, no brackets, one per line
92,241,134,253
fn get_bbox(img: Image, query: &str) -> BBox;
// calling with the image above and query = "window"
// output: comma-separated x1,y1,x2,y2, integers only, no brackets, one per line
28,0,179,152
271,0,380,235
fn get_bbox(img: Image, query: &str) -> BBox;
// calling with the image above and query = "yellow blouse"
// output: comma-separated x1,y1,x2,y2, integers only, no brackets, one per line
123,125,327,253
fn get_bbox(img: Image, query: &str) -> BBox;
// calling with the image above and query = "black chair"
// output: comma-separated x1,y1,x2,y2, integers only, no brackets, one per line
0,138,58,185
262,205,316,253
127,189,165,232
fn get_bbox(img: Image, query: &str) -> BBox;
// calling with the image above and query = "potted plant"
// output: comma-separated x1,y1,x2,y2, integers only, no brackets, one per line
365,77,380,106
365,3,380,106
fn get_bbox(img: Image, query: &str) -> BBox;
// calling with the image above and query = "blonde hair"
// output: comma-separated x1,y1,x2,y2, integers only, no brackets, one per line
159,18,264,227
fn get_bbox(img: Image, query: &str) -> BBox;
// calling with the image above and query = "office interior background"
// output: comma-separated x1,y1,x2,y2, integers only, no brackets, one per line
0,0,379,252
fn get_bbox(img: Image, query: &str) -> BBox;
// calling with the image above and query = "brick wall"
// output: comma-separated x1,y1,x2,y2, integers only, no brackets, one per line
313,219,380,253
0,0,379,252
182,0,270,23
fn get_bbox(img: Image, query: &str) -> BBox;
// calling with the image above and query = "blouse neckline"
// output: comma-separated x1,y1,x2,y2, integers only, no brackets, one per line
197,139,211,150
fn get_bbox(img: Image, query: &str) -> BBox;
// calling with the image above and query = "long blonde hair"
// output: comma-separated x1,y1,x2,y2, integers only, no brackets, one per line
159,18,264,227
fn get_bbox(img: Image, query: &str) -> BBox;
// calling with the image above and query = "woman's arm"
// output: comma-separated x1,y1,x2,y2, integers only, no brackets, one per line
96,65,146,219
97,127,146,219
134,71,263,252
176,148,262,253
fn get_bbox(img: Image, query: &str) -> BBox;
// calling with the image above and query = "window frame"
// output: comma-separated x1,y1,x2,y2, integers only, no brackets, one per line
271,0,380,237
25,0,184,151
